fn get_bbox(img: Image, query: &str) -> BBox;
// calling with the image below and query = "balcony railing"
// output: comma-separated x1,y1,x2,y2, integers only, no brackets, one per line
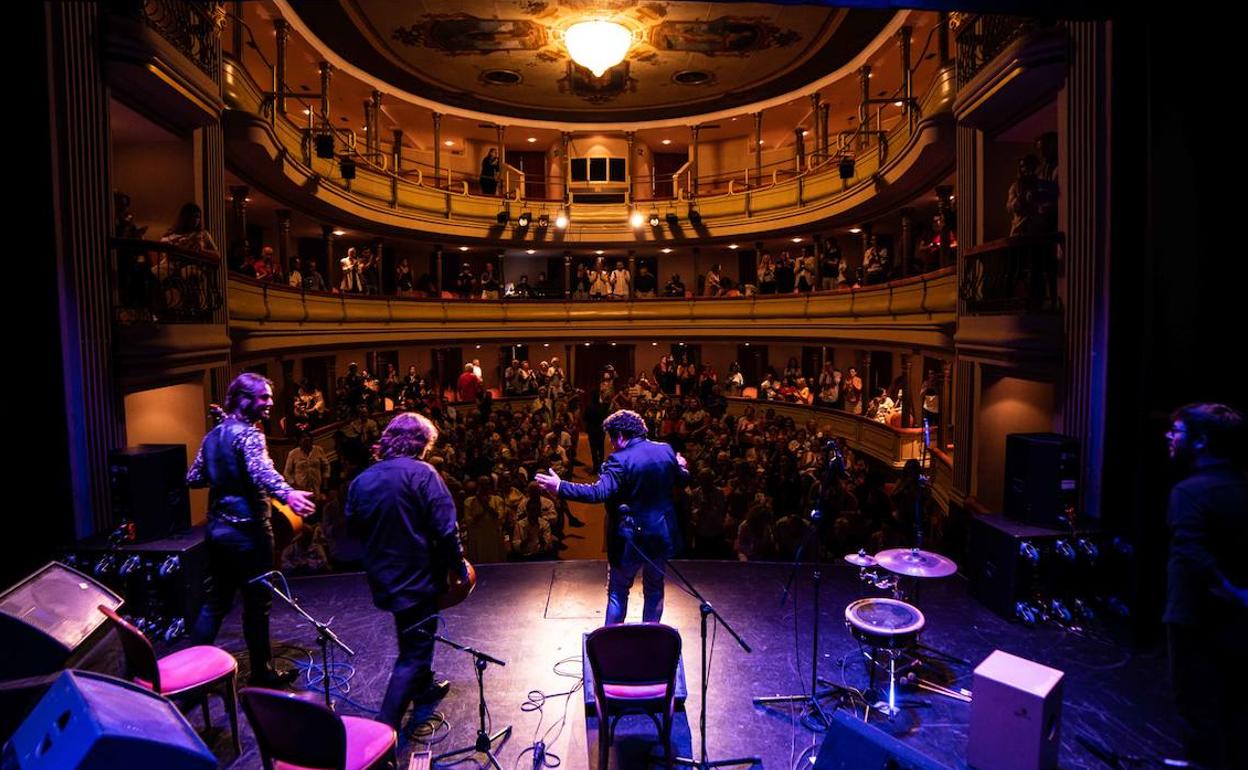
954,14,1044,88
111,0,223,80
959,234,1061,315
111,238,223,323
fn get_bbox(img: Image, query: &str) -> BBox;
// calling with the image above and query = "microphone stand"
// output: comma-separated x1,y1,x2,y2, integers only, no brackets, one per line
252,571,354,710
620,527,759,769
402,618,511,770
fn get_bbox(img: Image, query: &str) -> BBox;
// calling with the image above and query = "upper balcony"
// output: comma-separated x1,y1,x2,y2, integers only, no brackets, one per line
219,9,956,245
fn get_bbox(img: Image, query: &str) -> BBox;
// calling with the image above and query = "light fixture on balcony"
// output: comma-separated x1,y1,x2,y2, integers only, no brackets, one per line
648,212,661,228
517,211,532,228
630,210,645,228
564,20,632,77
555,211,569,229
538,213,550,229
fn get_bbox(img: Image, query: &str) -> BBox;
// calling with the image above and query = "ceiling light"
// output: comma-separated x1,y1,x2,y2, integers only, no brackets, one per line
595,250,604,255
475,344,481,349
564,20,632,77
303,108,311,115
444,140,454,146
555,211,568,229
894,101,904,107
728,244,739,250
791,237,802,243
543,343,550,347
584,342,591,346
651,342,658,346
661,139,672,145
527,137,537,143
630,210,645,228
610,342,617,346
459,246,470,252
661,248,672,254
758,139,765,145
332,228,346,236
848,227,862,234
802,130,809,136
526,249,536,255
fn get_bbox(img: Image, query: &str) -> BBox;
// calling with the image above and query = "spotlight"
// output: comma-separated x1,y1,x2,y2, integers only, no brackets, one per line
315,133,335,158
340,158,356,180
666,213,679,228
496,210,509,225
649,212,661,228
688,208,702,226
555,211,569,229
838,156,855,180
630,210,645,228
517,211,532,228
538,213,550,229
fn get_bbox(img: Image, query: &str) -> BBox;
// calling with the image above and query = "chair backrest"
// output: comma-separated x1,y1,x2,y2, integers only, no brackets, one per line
586,622,681,692
97,605,161,691
240,687,348,770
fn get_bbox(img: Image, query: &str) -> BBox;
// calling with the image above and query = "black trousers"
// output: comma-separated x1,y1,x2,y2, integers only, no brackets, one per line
193,519,276,674
588,428,605,469
1169,623,1247,769
379,601,439,729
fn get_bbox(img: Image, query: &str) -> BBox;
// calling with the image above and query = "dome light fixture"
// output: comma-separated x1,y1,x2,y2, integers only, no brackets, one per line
564,20,632,77
630,210,645,228
555,211,569,229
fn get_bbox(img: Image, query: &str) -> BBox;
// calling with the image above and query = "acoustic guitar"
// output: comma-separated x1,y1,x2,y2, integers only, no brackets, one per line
438,558,477,610
207,404,304,550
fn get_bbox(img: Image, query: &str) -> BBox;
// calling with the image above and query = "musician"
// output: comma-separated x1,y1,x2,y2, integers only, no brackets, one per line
346,412,465,729
187,373,316,687
1163,402,1247,769
536,410,688,624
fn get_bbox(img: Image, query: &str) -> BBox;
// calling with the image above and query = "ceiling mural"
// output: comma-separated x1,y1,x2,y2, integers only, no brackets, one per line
292,0,895,122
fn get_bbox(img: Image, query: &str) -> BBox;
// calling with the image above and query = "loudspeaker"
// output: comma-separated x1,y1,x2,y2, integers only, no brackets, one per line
3,670,216,769
108,445,190,542
314,132,335,158
814,708,951,769
60,527,207,643
0,563,122,681
1003,433,1079,527
968,650,1063,770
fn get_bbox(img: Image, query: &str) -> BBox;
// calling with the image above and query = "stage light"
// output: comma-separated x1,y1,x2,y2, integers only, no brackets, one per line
630,210,645,228
649,212,661,228
538,213,550,228
688,208,702,226
315,133,334,158
555,211,569,229
496,210,509,225
666,213,679,228
517,212,532,227
839,156,855,179
339,158,355,179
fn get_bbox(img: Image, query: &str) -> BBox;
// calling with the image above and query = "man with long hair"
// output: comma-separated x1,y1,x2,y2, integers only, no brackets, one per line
1163,402,1247,769
346,412,465,729
187,372,316,686
536,409,688,624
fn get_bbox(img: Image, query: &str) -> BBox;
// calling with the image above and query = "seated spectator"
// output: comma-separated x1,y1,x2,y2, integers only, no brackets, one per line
463,477,508,564
303,260,327,292
161,203,218,254
512,274,533,298
288,258,303,289
664,273,686,297
395,258,414,296
280,525,330,575
634,264,657,297
510,488,556,560
866,387,895,423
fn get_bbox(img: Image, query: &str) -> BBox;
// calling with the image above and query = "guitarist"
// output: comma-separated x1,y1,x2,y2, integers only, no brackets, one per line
346,412,466,730
187,373,316,687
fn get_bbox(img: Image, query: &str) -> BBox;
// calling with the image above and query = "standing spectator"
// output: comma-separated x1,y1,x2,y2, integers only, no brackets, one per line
725,362,744,396
634,263,657,297
455,263,475,298
396,258,414,297
664,273,686,297
796,248,817,292
609,261,632,299
161,203,218,254
457,363,481,403
284,432,330,500
339,247,363,293
288,258,303,289
818,364,841,407
775,251,796,293
843,366,863,414
479,147,501,196
360,247,380,295
757,251,776,295
114,191,148,239
704,264,723,297
589,260,610,299
572,264,591,300
304,260,327,292
820,238,841,290
863,236,886,285
480,263,501,299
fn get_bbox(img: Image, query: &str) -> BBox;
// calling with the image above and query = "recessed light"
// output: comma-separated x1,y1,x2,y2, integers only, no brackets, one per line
791,237,802,243
362,126,368,131
584,342,591,347
745,342,750,347
527,137,537,143
661,139,672,145
661,248,672,254
610,342,616,346
444,140,454,146
459,246,469,251
802,130,809,136
475,344,481,349
302,109,311,115
758,139,765,145
651,342,658,346
893,101,904,107
332,228,346,236
543,343,549,347
526,249,536,255
848,227,862,234
728,244,739,249
595,250,604,255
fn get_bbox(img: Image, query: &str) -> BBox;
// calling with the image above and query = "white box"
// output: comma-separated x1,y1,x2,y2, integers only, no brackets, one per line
967,649,1063,770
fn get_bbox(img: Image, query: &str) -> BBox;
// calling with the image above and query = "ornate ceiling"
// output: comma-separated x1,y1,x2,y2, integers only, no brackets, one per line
288,1,895,123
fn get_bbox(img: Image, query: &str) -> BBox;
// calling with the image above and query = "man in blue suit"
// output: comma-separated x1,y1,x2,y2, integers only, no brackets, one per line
536,410,688,624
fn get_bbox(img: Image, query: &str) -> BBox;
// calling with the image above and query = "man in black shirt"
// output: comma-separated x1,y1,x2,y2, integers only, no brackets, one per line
347,412,466,729
1164,402,1247,769
664,273,686,297
634,263,658,297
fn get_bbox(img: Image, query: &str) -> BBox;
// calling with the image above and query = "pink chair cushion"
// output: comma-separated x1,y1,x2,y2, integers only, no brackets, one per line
603,683,668,700
137,645,236,694
274,717,395,770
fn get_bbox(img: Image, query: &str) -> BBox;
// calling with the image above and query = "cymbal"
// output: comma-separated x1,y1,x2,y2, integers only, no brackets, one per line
844,551,877,567
874,548,958,578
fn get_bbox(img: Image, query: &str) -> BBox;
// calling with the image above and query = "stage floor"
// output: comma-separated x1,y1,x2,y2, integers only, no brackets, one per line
200,560,1182,769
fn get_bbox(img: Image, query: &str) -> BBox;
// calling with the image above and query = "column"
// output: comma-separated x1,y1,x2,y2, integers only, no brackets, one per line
898,26,914,131
860,351,873,407
794,128,805,172
496,123,506,175
941,359,955,455
809,93,822,164
627,250,636,299
434,245,444,295
858,65,872,150
434,349,446,399
561,132,572,204
276,209,292,277
936,185,954,268
318,61,332,124
690,124,701,199
692,247,701,294
496,249,505,289
274,19,289,117
899,207,915,277
563,251,572,299
432,112,442,183
938,11,951,66
625,131,635,205
229,184,249,255
323,225,337,290
753,112,763,180
370,90,382,159
820,104,831,159
899,353,914,428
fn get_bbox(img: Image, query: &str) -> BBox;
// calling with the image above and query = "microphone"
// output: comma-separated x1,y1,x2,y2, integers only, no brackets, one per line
618,504,640,542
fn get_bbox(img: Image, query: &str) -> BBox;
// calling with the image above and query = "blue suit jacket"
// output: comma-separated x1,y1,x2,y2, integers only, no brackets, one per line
557,438,688,565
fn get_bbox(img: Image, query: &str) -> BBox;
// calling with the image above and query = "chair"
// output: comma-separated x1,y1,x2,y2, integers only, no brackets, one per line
240,687,397,770
585,623,682,770
98,605,241,755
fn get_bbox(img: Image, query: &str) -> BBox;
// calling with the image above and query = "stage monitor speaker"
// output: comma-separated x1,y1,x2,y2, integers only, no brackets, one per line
108,444,190,541
814,708,952,770
1003,433,1079,528
3,669,216,770
968,650,1063,770
0,563,122,681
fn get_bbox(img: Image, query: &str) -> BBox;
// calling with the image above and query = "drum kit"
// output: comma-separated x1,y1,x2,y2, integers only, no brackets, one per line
841,546,963,717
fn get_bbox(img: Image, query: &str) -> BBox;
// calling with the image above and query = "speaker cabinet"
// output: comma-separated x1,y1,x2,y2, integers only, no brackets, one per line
108,445,190,542
0,563,122,681
1003,433,1079,528
814,708,951,769
3,670,216,769
968,650,1063,770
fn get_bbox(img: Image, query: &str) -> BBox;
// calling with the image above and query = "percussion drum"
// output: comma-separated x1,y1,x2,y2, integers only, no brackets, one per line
845,598,925,650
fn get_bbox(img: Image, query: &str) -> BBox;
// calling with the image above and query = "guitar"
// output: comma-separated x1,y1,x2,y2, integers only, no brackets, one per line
438,558,477,610
207,404,304,550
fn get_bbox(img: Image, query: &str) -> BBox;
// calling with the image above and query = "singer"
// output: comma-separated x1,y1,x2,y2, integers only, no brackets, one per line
187,373,316,687
346,412,464,729
536,410,688,624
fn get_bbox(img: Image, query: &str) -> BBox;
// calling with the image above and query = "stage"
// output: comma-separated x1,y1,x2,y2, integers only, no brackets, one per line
196,560,1182,769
